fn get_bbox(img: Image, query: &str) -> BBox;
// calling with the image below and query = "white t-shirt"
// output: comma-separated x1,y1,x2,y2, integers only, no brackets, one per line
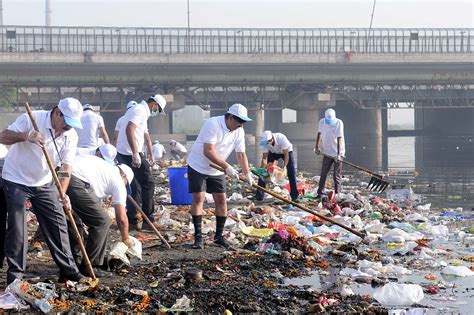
2,111,78,186
261,133,293,154
152,143,166,159
76,110,105,148
114,116,125,132
187,116,245,175
72,155,127,206
76,147,96,156
0,144,8,159
318,118,345,157
173,142,187,153
116,101,150,155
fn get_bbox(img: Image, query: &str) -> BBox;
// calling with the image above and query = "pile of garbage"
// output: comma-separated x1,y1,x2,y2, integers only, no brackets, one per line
1,160,472,313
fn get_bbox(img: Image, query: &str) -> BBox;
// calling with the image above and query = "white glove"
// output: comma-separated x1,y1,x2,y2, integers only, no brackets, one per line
123,238,134,249
59,194,71,210
26,130,44,146
148,154,155,166
132,152,142,168
313,147,321,155
336,154,344,162
245,173,256,187
225,166,239,179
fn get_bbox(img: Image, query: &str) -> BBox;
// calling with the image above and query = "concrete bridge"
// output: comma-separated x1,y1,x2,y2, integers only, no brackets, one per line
0,26,473,170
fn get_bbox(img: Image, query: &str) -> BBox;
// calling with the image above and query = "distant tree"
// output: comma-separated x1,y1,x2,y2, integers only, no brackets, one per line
0,86,16,108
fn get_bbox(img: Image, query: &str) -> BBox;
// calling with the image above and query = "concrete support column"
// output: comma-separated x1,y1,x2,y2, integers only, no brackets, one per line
264,101,282,131
281,93,334,140
337,100,382,170
251,108,264,142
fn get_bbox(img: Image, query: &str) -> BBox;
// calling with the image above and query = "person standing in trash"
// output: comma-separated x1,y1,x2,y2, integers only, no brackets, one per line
169,140,187,160
113,101,155,169
314,108,345,197
0,97,86,284
66,154,134,277
187,103,255,249
152,140,166,161
116,94,166,231
76,103,110,148
255,130,299,202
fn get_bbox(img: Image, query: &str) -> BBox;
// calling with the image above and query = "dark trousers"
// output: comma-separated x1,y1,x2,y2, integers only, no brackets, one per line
170,150,186,161
66,175,111,267
3,179,79,284
317,155,343,194
256,151,299,200
117,152,155,224
0,175,7,268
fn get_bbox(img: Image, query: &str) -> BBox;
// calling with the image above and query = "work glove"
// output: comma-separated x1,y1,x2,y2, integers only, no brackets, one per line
148,154,155,166
132,152,142,168
313,147,321,155
123,238,134,249
59,194,72,210
244,173,256,187
26,130,44,146
336,154,344,162
225,165,239,179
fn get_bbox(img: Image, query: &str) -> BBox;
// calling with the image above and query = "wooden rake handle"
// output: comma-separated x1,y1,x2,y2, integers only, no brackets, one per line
126,195,171,249
24,102,96,279
320,153,383,179
210,163,366,239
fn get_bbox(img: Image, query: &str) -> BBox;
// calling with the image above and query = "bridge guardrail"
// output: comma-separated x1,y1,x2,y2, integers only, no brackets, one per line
0,26,472,54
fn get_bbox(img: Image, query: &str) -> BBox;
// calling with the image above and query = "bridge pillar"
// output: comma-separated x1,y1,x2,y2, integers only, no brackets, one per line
337,100,382,169
264,102,283,132
281,93,334,141
415,104,474,169
248,106,264,143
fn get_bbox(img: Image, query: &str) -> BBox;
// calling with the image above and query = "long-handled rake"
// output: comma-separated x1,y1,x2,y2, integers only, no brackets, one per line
320,153,390,193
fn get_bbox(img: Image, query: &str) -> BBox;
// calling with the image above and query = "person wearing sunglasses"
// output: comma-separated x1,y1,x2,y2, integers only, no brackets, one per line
187,103,255,250
0,97,87,284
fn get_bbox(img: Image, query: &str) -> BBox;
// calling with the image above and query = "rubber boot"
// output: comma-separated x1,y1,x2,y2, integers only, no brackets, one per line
192,215,204,249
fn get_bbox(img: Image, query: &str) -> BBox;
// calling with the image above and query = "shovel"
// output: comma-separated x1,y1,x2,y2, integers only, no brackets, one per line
210,164,366,239
320,153,390,193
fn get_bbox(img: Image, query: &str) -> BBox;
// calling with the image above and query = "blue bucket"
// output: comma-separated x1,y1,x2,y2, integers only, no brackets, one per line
168,167,192,205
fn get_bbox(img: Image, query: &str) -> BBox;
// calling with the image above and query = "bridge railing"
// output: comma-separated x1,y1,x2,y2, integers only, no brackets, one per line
0,26,472,54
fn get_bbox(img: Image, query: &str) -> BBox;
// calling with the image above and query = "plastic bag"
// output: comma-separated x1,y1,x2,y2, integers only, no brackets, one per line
441,265,474,277
126,235,142,260
373,283,424,306
241,226,274,237
109,241,130,265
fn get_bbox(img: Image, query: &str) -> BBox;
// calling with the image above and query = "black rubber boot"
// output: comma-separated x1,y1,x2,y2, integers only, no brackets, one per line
192,215,204,249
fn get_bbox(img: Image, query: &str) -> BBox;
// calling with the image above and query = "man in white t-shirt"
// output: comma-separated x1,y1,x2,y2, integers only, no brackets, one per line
256,130,299,202
115,94,166,230
76,104,110,148
187,103,255,249
152,140,166,160
169,140,187,160
66,155,134,277
314,108,345,196
0,97,85,284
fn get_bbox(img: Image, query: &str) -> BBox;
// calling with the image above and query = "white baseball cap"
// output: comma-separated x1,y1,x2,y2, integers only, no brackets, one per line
150,94,167,112
324,108,337,126
260,130,272,146
83,103,93,110
117,163,134,195
98,144,117,165
58,97,83,129
126,101,137,109
226,103,252,122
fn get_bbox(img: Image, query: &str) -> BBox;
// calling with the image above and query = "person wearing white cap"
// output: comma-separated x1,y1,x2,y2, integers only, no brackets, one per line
169,139,187,160
314,108,346,197
66,155,134,277
0,97,86,284
256,130,299,202
187,103,255,249
76,143,118,165
116,94,166,230
76,103,110,148
152,140,166,160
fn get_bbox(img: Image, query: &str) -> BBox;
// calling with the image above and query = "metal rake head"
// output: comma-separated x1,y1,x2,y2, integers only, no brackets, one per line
367,176,390,193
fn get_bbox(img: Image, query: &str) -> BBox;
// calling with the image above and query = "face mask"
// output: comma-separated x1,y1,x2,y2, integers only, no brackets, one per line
150,110,159,117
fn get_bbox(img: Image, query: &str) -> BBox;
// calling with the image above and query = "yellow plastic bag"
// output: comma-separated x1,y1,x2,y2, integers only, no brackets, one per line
241,226,274,237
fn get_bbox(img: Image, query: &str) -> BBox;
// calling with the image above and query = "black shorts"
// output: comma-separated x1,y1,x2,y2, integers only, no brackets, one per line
188,166,226,193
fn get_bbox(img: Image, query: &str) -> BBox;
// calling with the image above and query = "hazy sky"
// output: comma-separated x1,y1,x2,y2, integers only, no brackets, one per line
2,0,473,28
